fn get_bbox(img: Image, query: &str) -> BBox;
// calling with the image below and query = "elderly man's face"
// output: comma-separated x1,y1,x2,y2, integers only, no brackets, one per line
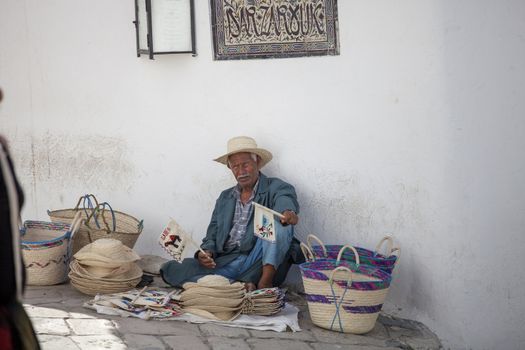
228,152,259,190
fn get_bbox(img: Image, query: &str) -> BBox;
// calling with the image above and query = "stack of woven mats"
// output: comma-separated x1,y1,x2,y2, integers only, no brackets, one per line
243,288,286,316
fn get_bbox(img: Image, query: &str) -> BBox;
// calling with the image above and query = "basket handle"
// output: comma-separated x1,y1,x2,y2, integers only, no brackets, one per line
69,212,83,238
300,242,316,262
97,202,117,232
390,247,401,264
375,236,394,256
81,194,103,228
328,266,353,285
86,202,117,232
336,245,360,266
306,234,327,258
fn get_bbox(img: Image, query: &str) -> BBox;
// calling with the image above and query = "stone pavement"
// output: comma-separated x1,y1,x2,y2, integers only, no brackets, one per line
23,283,441,350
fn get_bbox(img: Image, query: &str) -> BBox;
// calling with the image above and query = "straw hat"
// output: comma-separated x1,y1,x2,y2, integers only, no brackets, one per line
180,289,245,300
182,307,241,321
74,238,140,266
214,136,273,168
69,260,142,282
182,296,243,308
182,276,245,291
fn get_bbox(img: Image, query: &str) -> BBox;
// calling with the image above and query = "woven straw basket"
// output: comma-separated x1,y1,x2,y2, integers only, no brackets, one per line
21,213,82,286
303,234,400,274
299,245,392,334
73,202,143,255
48,195,100,254
48,195,143,255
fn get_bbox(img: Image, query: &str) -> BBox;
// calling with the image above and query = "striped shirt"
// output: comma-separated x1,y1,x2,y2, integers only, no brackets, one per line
224,180,259,249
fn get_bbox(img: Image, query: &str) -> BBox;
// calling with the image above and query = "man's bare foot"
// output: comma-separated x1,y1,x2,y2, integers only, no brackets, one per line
245,282,256,292
257,279,273,290
257,264,276,290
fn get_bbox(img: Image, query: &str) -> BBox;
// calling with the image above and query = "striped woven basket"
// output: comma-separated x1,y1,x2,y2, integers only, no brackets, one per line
304,234,400,274
299,245,392,334
21,213,82,286
72,202,143,255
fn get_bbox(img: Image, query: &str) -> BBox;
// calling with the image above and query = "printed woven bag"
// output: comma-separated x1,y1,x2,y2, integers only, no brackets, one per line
299,245,392,334
21,212,82,286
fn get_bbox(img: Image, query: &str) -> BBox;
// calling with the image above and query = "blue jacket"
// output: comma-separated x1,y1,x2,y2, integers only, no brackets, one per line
200,172,299,259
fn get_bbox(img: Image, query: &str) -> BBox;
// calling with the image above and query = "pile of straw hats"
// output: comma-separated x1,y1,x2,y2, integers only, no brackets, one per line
69,238,143,296
180,275,245,321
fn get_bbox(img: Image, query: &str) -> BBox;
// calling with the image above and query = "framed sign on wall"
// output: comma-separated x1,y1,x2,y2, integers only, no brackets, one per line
210,0,339,60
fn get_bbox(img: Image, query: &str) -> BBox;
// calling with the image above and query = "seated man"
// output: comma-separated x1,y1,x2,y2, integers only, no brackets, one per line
161,136,304,291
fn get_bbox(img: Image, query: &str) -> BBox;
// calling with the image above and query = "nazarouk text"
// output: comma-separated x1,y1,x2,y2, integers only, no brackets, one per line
224,1,327,40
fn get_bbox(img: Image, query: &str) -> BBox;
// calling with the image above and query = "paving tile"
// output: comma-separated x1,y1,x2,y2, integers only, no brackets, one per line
24,304,69,318
67,318,117,335
71,335,127,350
32,317,70,335
124,334,166,350
23,288,63,304
247,338,314,350
366,322,390,339
67,307,99,319
310,326,388,347
207,336,250,350
249,328,315,341
312,345,400,350
387,325,426,339
113,317,201,335
199,324,249,338
399,335,442,350
37,334,81,350
163,335,209,350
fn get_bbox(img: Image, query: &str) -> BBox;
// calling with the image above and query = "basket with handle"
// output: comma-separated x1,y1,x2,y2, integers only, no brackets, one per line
299,245,392,334
48,194,101,253
305,234,400,274
72,202,143,255
21,212,82,286
48,194,100,224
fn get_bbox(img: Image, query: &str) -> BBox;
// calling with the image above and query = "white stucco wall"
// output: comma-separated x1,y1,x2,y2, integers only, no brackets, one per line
1,1,524,349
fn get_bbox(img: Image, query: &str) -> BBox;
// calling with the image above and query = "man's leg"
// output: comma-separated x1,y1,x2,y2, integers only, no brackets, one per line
257,222,294,289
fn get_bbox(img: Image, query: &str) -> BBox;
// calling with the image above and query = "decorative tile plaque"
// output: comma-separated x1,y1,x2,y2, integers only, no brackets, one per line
210,0,339,60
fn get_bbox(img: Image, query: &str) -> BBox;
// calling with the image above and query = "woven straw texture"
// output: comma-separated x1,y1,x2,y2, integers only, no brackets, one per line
305,234,400,274
48,195,100,253
299,245,392,334
21,214,81,286
49,195,143,255
68,260,142,296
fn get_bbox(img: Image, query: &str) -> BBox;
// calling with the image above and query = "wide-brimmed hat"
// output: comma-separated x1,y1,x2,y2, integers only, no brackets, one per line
74,238,140,267
214,136,273,168
70,260,142,281
182,275,245,291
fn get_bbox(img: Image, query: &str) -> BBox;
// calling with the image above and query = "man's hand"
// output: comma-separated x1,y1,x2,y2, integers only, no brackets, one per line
197,250,216,269
280,210,298,226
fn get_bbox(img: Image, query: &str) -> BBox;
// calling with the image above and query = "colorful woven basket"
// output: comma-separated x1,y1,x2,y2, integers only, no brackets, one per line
21,213,82,286
304,234,400,274
299,245,392,334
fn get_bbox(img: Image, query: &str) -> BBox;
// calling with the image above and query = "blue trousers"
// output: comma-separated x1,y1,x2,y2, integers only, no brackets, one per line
162,222,294,285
